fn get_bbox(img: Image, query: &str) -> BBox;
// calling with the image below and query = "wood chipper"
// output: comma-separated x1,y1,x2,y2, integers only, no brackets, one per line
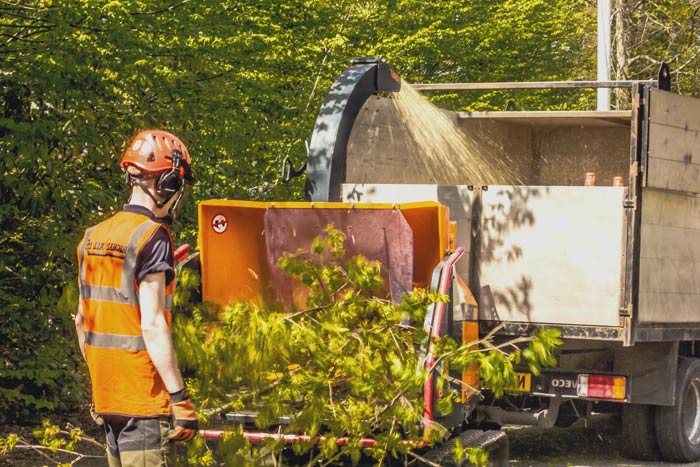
195,200,507,463
193,59,509,465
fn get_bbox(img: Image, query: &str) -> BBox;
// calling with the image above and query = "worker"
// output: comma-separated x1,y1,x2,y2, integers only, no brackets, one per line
74,130,197,466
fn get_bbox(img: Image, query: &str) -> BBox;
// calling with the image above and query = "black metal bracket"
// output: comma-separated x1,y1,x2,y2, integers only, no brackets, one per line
658,62,671,91
281,156,307,183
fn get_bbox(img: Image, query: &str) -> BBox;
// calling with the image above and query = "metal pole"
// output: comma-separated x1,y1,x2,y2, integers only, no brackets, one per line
412,80,655,91
598,0,611,110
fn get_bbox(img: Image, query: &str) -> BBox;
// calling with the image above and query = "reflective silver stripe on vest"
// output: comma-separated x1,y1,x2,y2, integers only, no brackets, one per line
84,330,147,351
122,219,159,303
78,227,97,301
78,219,159,306
165,293,174,310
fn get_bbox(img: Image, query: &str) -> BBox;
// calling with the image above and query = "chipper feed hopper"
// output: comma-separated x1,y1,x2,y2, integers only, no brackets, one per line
196,59,508,465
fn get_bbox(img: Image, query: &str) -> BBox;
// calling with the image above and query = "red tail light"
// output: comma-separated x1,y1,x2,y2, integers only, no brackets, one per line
577,374,626,400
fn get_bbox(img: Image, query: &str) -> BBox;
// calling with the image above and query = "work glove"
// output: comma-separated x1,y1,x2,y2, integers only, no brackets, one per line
168,388,198,442
90,402,104,427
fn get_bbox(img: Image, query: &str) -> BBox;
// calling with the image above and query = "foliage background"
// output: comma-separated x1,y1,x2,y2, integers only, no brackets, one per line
1,0,697,422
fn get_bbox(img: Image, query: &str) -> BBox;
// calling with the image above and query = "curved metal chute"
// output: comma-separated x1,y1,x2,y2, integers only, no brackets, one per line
304,58,401,201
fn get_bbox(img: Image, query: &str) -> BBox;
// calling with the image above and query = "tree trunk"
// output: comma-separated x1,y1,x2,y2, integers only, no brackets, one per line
612,0,632,109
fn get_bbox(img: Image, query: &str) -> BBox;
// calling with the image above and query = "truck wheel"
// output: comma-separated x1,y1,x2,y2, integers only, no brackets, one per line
655,357,700,462
620,404,660,460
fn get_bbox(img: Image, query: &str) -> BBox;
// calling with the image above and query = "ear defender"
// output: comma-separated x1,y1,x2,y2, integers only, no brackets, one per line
156,149,184,197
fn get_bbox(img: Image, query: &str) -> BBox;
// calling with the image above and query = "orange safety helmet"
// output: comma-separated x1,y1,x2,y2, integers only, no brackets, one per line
121,129,191,175
121,130,194,220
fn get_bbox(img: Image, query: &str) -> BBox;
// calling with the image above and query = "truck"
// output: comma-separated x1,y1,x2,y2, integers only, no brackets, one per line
197,58,700,463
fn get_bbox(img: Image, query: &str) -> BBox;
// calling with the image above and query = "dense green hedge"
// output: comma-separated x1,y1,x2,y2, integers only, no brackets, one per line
2,0,695,422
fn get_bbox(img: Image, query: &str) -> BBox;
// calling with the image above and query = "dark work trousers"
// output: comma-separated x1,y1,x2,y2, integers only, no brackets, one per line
102,415,175,467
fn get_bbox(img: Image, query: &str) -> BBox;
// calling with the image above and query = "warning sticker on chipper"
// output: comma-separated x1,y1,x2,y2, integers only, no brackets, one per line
212,214,228,234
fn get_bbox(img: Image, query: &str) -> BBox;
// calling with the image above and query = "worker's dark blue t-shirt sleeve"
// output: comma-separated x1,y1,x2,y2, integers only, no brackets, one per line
136,226,175,286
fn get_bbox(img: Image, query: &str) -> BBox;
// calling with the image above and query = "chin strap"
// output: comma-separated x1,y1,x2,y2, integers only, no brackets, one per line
131,176,172,209
126,172,188,225
162,185,190,224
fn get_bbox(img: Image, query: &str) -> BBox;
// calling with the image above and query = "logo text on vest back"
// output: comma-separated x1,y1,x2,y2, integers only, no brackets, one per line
86,240,128,257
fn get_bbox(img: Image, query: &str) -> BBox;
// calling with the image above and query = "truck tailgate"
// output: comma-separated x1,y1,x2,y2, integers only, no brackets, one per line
343,183,627,327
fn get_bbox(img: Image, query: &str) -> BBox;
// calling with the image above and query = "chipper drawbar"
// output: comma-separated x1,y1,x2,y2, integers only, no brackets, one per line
193,59,509,465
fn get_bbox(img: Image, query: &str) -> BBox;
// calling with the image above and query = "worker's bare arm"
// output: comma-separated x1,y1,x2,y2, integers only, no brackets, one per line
74,303,87,361
139,272,186,392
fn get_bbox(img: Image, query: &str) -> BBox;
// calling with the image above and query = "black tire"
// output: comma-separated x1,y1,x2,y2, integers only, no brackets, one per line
487,434,509,467
655,357,700,462
620,404,660,460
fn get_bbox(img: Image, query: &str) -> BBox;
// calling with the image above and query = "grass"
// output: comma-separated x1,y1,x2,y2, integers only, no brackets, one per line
507,414,624,463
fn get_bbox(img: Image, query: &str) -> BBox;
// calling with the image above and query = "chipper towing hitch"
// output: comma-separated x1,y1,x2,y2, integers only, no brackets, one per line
196,59,508,466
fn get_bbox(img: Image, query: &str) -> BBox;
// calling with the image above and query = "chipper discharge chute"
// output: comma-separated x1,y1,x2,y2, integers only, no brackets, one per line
197,200,506,464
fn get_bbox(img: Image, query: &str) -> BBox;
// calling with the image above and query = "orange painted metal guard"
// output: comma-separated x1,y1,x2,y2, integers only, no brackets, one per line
198,200,450,309
196,200,458,445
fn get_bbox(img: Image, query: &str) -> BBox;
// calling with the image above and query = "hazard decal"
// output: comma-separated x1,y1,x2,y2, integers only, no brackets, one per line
212,214,228,234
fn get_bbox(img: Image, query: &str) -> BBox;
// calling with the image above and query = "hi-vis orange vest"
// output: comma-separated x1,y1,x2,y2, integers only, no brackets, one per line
77,210,175,417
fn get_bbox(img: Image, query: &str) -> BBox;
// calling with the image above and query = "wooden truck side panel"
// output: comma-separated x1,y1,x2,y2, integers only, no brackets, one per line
477,186,625,327
344,183,626,329
346,96,631,188
635,88,700,339
645,89,700,194
638,190,700,327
